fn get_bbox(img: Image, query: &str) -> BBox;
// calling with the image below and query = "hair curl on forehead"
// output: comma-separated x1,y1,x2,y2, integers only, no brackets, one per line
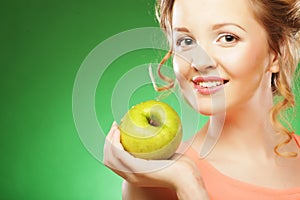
154,0,300,157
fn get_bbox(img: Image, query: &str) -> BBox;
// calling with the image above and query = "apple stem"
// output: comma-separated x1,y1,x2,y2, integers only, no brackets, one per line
147,117,160,127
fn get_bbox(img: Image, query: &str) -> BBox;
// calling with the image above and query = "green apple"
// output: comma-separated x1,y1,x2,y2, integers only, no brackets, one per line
119,100,182,160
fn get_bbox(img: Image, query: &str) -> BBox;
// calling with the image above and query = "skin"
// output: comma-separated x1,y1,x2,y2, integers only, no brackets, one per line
172,0,277,116
171,0,300,189
104,0,300,199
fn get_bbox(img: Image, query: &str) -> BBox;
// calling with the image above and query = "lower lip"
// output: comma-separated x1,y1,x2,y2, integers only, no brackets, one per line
194,83,225,95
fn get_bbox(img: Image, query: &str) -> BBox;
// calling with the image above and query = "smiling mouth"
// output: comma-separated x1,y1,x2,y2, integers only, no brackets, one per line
192,76,229,87
193,80,229,88
191,76,229,95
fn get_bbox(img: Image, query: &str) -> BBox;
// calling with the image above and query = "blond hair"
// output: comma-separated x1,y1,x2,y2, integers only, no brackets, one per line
153,0,300,157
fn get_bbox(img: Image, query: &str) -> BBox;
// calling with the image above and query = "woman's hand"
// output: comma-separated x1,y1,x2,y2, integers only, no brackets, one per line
173,157,209,199
103,122,209,200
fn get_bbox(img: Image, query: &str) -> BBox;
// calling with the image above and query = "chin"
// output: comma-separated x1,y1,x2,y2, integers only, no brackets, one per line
179,84,227,116
194,101,227,116
198,109,213,116
198,107,221,116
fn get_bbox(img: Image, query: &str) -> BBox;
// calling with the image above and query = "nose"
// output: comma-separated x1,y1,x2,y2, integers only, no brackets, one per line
190,45,216,72
175,44,216,72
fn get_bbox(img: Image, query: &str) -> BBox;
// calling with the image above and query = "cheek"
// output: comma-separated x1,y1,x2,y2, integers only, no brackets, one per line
173,55,191,79
173,55,199,109
216,43,269,78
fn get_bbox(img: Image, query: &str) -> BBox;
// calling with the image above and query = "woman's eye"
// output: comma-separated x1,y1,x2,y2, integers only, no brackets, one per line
176,37,196,48
217,33,239,46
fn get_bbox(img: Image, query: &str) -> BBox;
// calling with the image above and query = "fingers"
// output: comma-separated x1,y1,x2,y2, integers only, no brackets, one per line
106,121,118,142
170,153,184,161
104,121,134,172
104,122,209,193
105,121,124,153
103,121,176,184
107,122,134,168
111,125,125,150
103,121,119,166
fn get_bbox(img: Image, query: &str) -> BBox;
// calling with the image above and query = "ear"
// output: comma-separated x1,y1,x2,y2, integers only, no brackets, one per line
268,51,280,73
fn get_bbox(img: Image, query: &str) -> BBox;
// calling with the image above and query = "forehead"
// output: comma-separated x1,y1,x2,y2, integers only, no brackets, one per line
172,0,255,29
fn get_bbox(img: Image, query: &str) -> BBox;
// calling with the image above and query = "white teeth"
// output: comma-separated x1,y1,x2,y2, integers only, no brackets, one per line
198,81,223,88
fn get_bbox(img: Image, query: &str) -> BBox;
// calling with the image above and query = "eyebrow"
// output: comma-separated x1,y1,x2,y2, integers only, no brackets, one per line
212,23,246,32
173,27,191,33
173,23,246,33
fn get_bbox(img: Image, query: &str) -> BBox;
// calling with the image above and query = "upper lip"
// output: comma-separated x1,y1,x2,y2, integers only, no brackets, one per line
192,76,229,84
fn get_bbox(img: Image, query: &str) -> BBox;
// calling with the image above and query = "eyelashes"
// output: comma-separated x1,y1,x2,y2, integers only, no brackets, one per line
215,33,240,46
174,32,240,50
175,36,197,50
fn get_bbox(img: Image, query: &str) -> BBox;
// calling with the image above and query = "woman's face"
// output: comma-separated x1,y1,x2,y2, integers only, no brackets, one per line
171,0,279,115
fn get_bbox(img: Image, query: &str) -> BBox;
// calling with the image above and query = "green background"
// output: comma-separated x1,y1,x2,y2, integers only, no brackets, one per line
1,0,299,199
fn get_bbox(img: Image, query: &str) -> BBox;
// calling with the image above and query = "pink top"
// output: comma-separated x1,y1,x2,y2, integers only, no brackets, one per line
184,134,300,200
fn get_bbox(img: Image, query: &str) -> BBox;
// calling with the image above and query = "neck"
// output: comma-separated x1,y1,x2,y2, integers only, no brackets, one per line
207,90,279,159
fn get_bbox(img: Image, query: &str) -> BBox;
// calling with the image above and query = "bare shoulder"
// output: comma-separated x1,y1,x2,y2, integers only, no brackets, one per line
122,181,178,200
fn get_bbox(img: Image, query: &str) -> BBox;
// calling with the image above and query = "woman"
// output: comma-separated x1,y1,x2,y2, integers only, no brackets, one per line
104,0,300,199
